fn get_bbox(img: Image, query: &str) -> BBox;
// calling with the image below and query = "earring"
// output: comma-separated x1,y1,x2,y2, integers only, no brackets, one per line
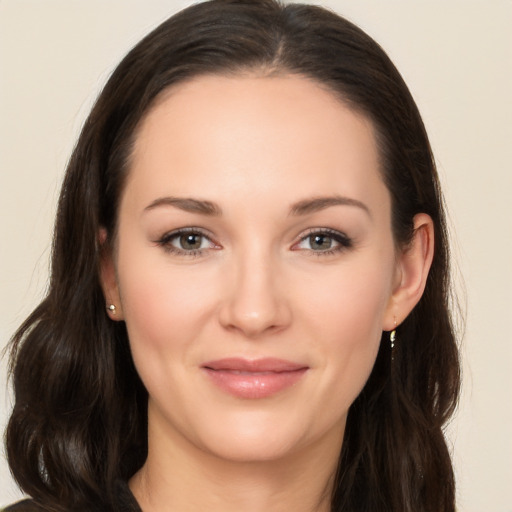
390,318,397,349
107,304,116,315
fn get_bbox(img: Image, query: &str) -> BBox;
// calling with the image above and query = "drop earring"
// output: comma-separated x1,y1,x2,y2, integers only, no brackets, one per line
390,318,397,349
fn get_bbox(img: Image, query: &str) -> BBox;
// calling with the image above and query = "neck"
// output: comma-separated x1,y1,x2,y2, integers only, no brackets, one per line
129,413,343,512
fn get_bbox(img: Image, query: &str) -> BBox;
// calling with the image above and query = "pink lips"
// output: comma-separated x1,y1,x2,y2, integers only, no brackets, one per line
202,358,308,399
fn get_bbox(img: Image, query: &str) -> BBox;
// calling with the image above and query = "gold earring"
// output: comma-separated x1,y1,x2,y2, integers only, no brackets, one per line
390,318,397,349
107,304,116,315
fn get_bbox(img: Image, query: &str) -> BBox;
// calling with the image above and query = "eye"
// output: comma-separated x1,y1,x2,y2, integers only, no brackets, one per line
156,228,219,255
293,229,352,254
174,232,209,251
305,233,335,251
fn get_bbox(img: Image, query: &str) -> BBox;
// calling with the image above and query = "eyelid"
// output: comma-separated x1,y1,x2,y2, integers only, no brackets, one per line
292,227,353,253
154,226,352,256
155,227,221,256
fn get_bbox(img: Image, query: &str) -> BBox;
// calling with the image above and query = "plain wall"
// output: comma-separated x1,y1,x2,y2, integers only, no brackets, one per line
1,1,511,510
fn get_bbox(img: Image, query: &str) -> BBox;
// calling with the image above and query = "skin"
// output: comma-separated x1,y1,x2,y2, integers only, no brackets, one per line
101,74,434,512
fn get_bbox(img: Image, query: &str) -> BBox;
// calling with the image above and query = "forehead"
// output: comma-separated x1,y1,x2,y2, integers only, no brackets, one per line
123,74,387,215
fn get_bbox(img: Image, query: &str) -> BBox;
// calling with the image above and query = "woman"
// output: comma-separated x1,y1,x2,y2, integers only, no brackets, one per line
4,0,460,511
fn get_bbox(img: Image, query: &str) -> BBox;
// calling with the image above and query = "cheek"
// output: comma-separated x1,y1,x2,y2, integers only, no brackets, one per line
301,258,393,339
296,257,393,395
115,257,222,407
116,244,219,357
318,283,385,373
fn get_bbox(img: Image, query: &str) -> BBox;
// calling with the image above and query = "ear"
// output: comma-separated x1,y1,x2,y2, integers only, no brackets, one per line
99,228,124,321
383,213,434,330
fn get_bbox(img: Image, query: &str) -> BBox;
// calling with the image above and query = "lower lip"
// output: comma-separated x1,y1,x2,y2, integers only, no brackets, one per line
202,368,308,399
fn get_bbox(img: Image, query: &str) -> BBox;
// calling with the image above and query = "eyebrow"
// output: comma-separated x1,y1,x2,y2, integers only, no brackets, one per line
143,194,370,218
144,197,222,216
289,195,371,218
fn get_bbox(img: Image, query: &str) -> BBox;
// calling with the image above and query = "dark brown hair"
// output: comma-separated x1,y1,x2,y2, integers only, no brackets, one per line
6,1,460,511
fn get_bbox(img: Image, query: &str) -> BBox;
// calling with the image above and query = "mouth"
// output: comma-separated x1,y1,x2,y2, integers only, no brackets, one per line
201,358,309,399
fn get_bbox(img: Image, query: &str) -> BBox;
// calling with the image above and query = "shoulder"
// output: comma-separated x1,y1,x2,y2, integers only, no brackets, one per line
3,500,46,512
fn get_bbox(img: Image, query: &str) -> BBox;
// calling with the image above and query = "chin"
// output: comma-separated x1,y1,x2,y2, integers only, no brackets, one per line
190,407,339,464
202,432,302,464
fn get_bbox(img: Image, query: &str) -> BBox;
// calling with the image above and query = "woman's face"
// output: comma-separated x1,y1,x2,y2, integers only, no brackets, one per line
106,74,401,462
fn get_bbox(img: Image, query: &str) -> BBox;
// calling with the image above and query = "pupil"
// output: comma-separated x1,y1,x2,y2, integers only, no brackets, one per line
181,233,201,250
311,234,331,250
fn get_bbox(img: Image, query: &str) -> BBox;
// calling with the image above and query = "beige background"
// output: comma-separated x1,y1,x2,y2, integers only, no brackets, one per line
1,1,511,510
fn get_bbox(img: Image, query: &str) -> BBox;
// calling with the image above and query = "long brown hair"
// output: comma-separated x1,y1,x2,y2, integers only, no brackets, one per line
6,1,460,510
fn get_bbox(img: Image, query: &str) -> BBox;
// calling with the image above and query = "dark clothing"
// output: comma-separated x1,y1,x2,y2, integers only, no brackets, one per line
2,481,142,512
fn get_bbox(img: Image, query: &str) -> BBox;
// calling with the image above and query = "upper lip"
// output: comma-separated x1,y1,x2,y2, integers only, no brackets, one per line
202,358,308,373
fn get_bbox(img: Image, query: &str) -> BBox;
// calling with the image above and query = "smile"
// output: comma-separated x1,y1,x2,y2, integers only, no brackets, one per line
201,358,309,399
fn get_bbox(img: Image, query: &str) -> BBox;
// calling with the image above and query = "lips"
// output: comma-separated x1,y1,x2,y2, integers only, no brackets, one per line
201,358,308,399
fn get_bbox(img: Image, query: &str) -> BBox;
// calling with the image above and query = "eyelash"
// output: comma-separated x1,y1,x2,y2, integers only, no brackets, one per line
155,227,218,257
293,228,353,256
155,227,353,257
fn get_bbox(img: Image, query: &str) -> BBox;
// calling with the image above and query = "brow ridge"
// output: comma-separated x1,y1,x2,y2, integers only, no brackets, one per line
144,197,222,216
289,195,371,217
144,194,370,218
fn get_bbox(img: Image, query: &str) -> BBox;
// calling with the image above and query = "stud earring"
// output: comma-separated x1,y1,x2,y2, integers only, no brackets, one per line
107,304,116,315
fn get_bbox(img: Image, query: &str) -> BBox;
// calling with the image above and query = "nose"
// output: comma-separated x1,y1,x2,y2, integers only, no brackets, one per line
218,249,292,338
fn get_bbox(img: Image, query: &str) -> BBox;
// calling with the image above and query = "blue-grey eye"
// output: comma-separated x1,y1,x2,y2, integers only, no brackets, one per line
297,233,338,251
157,228,218,255
295,229,352,253
178,233,204,250
170,232,211,251
308,234,334,251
